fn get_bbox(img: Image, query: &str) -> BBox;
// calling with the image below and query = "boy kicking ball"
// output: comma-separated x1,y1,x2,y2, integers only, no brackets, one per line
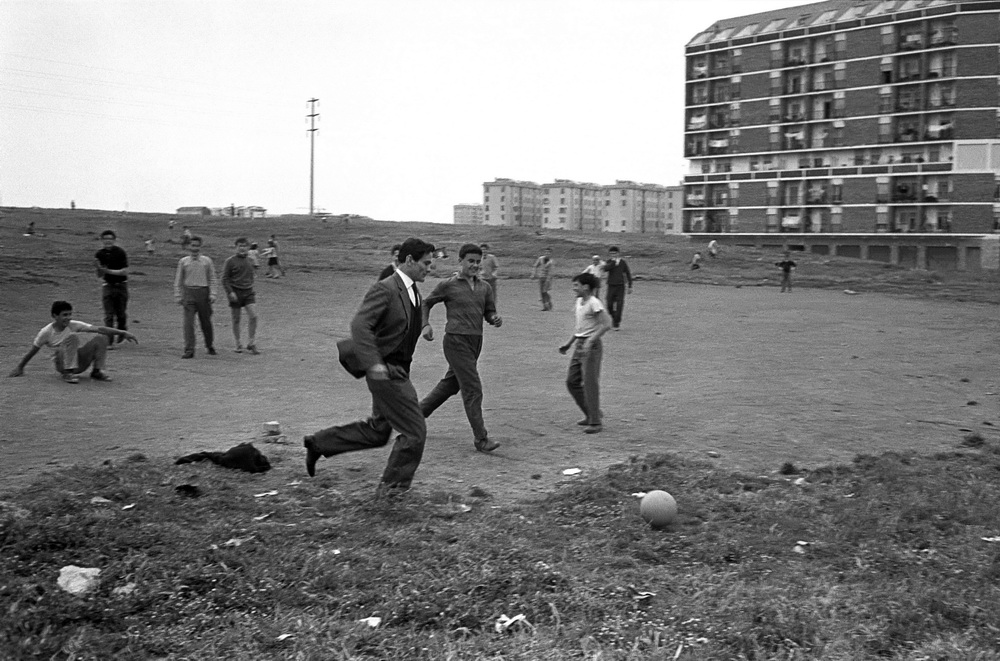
558,273,612,434
8,300,138,383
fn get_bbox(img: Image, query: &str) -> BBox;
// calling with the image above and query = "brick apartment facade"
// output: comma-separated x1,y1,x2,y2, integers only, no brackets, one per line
684,0,1000,269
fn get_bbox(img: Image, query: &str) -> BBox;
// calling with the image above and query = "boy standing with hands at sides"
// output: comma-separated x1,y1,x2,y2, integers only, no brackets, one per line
221,237,260,354
559,272,612,434
173,236,218,359
531,247,554,311
775,250,797,292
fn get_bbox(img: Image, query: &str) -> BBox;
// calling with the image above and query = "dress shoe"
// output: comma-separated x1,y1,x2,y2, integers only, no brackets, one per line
584,424,603,434
90,370,113,382
207,347,218,356
182,351,194,359
577,419,590,426
475,437,501,453
304,435,321,477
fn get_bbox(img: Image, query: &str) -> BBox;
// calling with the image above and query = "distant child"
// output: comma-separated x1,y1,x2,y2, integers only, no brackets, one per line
144,238,155,255
690,252,702,270
531,247,554,311
775,251,797,292
264,234,286,278
247,242,261,269
708,239,719,258
558,273,612,434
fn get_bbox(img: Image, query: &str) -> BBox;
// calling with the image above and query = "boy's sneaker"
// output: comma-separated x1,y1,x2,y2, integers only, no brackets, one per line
62,372,80,384
90,370,113,382
247,344,260,355
207,347,218,356
234,345,244,353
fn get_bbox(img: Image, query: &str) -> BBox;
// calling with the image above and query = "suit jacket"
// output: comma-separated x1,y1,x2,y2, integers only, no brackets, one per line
350,273,418,371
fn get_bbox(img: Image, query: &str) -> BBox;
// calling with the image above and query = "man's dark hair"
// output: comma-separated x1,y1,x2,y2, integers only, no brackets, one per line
51,300,73,316
459,243,483,259
573,273,599,291
397,238,435,264
609,246,620,253
235,237,248,245
100,230,116,239
189,236,203,245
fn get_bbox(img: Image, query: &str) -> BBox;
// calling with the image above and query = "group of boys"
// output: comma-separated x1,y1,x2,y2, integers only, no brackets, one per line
9,232,268,383
9,232,614,500
304,238,614,496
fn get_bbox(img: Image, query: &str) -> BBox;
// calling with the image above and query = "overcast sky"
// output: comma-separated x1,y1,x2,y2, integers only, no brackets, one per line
0,0,810,222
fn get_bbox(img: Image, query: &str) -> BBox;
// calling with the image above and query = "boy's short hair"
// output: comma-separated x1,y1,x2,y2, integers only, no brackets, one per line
608,246,620,253
189,236,203,245
51,300,73,316
459,243,483,259
390,243,402,253
573,273,599,291
235,237,248,245
100,230,116,239
480,243,490,250
397,238,436,264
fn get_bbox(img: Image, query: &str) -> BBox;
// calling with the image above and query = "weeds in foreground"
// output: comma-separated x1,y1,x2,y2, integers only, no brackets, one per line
3,446,1000,660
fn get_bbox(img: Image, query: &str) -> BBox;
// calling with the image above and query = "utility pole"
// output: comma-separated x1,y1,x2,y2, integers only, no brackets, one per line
306,98,319,216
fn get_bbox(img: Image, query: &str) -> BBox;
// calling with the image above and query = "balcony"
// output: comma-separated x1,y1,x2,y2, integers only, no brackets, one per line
898,34,924,50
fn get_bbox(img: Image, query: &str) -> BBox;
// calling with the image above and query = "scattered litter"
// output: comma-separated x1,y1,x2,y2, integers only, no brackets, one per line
222,535,255,547
90,496,112,504
706,451,720,458
286,480,302,486
276,634,294,642
632,590,655,602
793,477,807,486
263,421,281,435
562,468,582,476
843,289,858,295
494,613,532,633
632,492,647,498
254,490,279,498
253,513,272,521
793,541,810,554
122,503,136,510
358,616,382,628
458,504,472,513
57,566,101,595
262,434,288,444
982,536,1000,543
112,582,137,596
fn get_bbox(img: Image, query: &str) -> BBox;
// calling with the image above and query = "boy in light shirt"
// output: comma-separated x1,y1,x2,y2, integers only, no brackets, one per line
8,300,138,383
558,272,612,434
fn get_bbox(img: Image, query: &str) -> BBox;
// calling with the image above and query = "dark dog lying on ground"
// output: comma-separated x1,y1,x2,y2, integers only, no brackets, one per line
175,442,271,473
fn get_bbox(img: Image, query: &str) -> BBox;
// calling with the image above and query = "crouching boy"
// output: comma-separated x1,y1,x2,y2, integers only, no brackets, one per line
8,300,138,383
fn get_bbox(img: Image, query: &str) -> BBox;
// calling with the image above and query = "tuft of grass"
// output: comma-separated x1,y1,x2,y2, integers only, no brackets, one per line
3,446,1000,659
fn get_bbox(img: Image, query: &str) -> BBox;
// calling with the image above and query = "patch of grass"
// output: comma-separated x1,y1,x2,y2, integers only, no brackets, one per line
4,443,1000,659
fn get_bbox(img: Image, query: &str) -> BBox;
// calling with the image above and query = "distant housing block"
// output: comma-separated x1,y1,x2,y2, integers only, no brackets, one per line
454,203,484,225
176,206,211,216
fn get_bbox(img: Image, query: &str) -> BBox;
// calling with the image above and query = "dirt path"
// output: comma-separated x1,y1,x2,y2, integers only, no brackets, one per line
2,264,998,501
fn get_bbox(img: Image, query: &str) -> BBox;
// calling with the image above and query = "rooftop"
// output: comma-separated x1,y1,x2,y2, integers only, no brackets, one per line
688,0,952,46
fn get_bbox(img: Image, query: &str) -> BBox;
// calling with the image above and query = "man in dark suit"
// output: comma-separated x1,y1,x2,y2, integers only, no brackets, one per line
601,246,632,330
304,238,436,496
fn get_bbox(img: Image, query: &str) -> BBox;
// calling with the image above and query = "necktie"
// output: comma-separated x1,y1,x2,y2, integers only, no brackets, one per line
411,284,420,308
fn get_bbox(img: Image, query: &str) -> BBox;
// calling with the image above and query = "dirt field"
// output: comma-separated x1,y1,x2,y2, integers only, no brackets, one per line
2,217,998,501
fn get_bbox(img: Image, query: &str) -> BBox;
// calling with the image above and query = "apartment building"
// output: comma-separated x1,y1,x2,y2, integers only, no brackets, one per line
453,203,484,225
482,178,678,233
684,0,1000,268
541,179,604,231
602,180,673,233
482,178,544,227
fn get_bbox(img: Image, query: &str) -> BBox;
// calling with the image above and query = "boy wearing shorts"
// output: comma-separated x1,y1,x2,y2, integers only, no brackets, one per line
221,237,260,354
